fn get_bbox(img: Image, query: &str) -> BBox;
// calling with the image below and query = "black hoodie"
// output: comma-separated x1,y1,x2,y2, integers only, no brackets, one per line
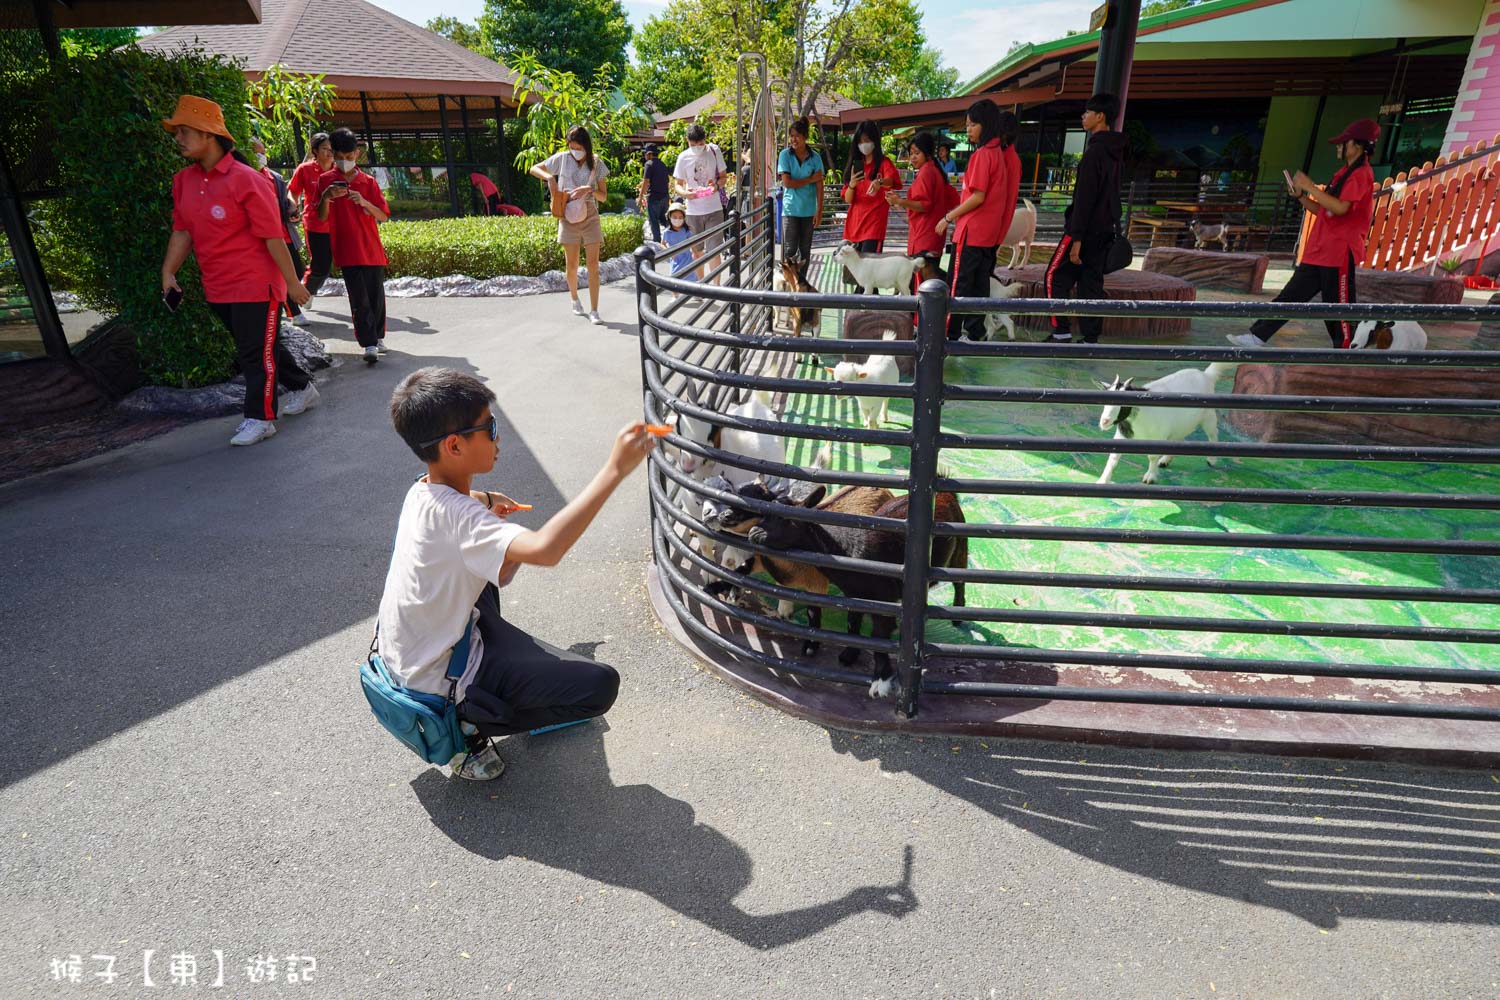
1064,130,1129,243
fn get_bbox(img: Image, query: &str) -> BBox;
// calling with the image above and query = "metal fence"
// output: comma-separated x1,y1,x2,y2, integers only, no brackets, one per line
635,197,1500,724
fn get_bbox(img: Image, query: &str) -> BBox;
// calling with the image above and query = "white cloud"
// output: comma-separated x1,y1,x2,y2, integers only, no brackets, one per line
939,0,1098,84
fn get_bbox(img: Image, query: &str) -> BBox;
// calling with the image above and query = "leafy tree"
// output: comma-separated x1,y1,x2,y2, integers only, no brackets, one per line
507,53,650,173
1142,0,1207,13
425,16,490,56
620,5,715,115
244,64,335,165
480,0,631,82
59,28,138,58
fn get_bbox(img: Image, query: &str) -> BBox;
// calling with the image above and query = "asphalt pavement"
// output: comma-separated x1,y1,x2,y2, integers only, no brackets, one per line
2,286,1497,999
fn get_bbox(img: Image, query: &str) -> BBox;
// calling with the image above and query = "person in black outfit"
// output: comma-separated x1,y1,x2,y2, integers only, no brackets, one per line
1045,93,1128,344
640,144,671,243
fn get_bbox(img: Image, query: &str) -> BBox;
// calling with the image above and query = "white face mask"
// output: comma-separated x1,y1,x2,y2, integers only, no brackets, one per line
670,216,685,228
335,157,357,173
570,148,586,162
254,152,268,168
859,141,875,155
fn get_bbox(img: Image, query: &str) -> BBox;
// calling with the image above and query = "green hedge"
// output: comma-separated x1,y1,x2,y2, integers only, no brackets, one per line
381,214,642,279
45,45,250,387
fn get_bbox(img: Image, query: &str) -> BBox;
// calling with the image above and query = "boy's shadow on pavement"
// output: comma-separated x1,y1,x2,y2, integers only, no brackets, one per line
828,732,1500,930
412,721,917,950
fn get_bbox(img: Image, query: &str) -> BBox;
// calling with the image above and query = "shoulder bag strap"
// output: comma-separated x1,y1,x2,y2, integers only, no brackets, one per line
443,613,474,706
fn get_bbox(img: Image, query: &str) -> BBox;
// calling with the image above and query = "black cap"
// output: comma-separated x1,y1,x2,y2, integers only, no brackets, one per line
644,143,659,153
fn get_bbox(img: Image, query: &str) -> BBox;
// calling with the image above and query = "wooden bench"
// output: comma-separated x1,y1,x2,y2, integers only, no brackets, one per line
1355,268,1465,305
1142,246,1270,294
994,264,1196,339
1127,216,1186,249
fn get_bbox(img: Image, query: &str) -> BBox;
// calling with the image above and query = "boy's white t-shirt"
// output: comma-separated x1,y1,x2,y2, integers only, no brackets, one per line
672,143,726,217
376,481,525,702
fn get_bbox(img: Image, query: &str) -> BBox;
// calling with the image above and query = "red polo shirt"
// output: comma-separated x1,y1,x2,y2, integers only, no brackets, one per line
319,167,389,268
288,160,330,235
954,139,1009,249
171,155,286,304
905,161,959,257
842,155,901,245
1302,160,1375,268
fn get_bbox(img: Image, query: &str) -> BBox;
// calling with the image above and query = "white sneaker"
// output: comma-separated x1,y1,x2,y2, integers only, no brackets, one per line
375,340,388,355
589,310,604,326
1226,332,1264,348
229,418,276,446
363,345,380,364
1047,332,1072,343
452,742,506,781
571,298,585,316
280,382,320,416
288,312,309,328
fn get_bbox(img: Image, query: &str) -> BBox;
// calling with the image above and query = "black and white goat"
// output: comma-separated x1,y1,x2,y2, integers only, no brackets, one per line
1096,362,1236,484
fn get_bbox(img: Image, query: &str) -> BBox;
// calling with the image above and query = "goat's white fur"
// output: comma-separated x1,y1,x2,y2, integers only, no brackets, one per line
1350,319,1427,351
830,331,899,429
833,243,923,294
1001,198,1037,268
983,279,1027,340
667,388,784,563
1097,363,1236,484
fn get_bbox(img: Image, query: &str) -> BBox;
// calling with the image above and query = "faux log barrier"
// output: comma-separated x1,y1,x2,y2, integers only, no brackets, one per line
1228,364,1500,446
1142,246,1270,293
1356,268,1465,305
993,264,1196,339
842,309,915,375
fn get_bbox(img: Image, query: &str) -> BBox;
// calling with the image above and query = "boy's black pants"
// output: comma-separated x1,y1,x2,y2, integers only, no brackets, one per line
342,264,386,348
1045,234,1108,342
303,231,332,295
457,584,620,738
208,299,312,421
283,241,304,318
947,241,997,340
1248,251,1358,347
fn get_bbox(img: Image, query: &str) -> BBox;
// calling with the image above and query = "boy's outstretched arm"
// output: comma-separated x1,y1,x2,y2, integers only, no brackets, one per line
500,423,656,572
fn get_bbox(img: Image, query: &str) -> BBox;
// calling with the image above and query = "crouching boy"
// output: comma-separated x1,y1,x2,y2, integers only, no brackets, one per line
377,367,656,781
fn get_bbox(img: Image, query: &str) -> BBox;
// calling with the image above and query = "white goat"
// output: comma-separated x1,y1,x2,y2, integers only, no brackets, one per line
668,388,785,561
1350,319,1428,351
1002,198,1037,268
1097,362,1236,484
983,279,1027,341
828,331,899,429
833,243,924,294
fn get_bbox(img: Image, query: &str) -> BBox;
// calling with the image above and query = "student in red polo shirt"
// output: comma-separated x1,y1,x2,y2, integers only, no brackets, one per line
886,131,959,285
841,120,901,260
288,132,335,298
250,134,308,329
936,99,1013,341
1228,119,1379,349
318,128,391,364
158,95,318,448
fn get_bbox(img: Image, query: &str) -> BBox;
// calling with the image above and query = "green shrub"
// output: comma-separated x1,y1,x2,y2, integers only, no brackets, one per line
381,215,641,279
45,45,250,387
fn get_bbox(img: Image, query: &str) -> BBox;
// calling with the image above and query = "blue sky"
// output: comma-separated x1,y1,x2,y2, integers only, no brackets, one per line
365,0,1100,86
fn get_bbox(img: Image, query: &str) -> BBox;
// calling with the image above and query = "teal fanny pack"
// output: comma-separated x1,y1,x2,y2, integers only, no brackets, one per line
360,622,471,764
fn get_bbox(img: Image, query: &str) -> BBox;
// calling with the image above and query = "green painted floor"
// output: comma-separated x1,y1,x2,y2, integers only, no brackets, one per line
770,260,1500,672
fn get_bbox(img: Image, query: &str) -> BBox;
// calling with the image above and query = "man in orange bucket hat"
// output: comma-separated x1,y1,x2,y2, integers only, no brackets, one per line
159,95,320,446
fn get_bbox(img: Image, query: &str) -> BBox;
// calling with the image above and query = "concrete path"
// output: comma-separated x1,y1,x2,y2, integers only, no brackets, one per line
2,287,1497,999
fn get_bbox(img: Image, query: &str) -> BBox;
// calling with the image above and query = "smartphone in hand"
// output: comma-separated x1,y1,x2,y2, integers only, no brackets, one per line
1282,169,1297,195
163,287,184,313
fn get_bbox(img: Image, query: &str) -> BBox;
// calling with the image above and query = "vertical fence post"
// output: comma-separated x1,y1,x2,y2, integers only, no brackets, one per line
896,278,950,719
728,208,742,388
763,197,777,334
1123,179,1137,234
635,245,661,531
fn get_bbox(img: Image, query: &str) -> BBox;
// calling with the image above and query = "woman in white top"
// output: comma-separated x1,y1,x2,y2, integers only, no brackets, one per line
530,125,610,325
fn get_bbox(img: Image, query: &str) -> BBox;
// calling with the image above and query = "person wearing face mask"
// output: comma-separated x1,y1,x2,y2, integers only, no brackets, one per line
777,117,824,283
671,124,728,282
158,95,317,447
936,100,1015,340
529,125,611,325
318,127,391,363
1227,119,1380,349
886,131,959,286
288,131,335,300
841,120,901,261
250,135,308,329
661,202,696,279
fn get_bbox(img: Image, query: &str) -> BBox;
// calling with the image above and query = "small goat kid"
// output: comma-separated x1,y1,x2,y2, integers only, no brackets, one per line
1189,220,1232,252
828,331,899,429
667,389,785,564
833,242,924,295
1350,319,1428,351
1096,362,1236,485
1001,198,1037,268
982,279,1027,341
780,258,822,344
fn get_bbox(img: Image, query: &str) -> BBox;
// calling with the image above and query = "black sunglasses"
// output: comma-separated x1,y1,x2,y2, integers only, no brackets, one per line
419,413,497,449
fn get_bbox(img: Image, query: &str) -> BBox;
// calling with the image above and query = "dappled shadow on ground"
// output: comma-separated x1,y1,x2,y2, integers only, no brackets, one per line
830,731,1500,929
415,721,918,950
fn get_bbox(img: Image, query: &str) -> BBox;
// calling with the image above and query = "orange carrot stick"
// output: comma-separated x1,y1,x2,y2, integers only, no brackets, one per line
645,423,673,436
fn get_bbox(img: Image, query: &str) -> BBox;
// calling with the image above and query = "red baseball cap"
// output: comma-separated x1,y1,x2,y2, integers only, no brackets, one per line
1329,118,1380,145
